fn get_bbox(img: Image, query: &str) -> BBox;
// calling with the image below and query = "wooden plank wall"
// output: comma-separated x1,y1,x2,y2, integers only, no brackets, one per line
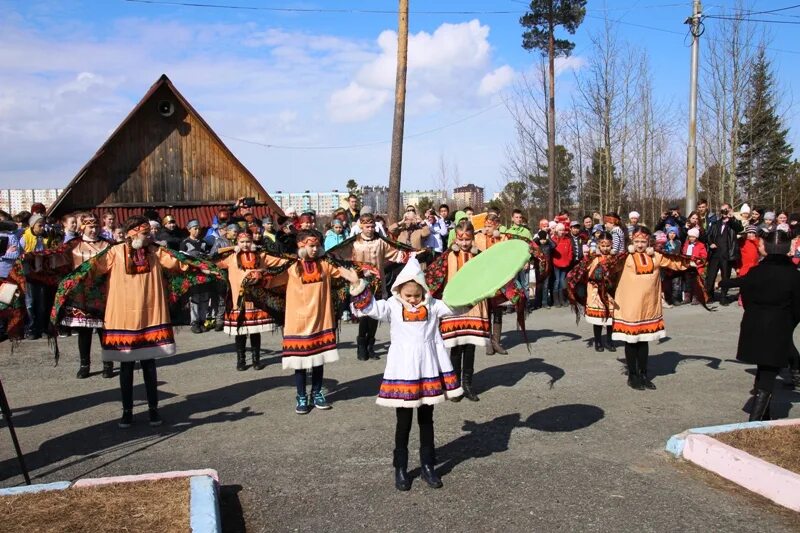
59,84,267,211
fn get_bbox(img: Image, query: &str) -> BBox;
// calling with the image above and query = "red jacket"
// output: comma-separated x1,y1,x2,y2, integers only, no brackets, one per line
681,240,708,275
737,238,761,277
551,235,574,269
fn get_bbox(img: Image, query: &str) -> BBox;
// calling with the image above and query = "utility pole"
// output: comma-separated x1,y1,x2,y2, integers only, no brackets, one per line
387,0,409,225
685,0,702,215
546,5,557,220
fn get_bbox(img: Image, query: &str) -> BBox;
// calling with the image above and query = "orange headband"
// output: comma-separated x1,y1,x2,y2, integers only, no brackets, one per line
603,215,620,225
632,229,649,239
298,236,320,247
126,222,151,238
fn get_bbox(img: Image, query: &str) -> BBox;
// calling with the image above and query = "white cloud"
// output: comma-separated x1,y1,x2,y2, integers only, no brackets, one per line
479,65,515,96
327,19,514,123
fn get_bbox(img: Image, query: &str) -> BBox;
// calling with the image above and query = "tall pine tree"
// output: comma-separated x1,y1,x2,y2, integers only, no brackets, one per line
736,47,793,208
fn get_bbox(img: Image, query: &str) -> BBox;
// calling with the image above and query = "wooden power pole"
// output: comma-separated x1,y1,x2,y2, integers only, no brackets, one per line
387,0,409,224
685,0,702,215
546,5,557,220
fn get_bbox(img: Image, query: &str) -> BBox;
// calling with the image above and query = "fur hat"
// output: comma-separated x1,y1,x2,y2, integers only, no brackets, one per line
687,228,700,238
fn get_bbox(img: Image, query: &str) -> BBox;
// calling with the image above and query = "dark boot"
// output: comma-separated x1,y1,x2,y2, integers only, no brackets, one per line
625,347,644,390
486,322,495,356
461,346,479,402
392,448,411,491
491,313,507,355
419,446,442,489
749,390,772,421
76,361,90,379
235,335,247,371
638,345,656,390
791,368,800,390
604,328,617,352
367,338,380,360
356,336,369,361
251,334,266,370
102,362,114,378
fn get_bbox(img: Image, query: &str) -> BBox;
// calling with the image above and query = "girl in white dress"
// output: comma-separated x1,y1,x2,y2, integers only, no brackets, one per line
350,257,464,491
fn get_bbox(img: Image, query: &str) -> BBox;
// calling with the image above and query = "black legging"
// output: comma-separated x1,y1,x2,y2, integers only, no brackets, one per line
754,365,780,393
234,333,261,351
593,325,613,343
295,366,324,396
119,359,158,411
395,405,435,464
358,316,379,340
624,341,649,374
77,328,101,360
449,345,475,380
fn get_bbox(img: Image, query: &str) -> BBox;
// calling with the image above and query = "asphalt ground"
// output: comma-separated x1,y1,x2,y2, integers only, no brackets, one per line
1,302,798,532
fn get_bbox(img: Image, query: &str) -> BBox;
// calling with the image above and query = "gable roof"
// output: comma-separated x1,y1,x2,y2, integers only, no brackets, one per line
49,73,281,215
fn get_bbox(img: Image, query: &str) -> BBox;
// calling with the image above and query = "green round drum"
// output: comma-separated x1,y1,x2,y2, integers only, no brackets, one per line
443,239,530,308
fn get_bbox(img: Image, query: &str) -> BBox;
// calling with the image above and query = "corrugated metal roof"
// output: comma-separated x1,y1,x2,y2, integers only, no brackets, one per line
91,204,278,228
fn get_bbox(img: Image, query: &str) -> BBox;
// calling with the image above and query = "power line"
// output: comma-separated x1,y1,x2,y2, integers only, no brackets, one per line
705,14,800,25
124,0,519,15
221,101,505,151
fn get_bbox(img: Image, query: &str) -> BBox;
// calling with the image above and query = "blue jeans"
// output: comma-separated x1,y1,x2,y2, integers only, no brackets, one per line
552,267,568,293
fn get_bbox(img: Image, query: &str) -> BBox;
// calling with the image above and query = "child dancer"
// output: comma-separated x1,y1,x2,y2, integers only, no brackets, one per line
261,231,359,413
585,232,616,352
426,220,490,401
350,258,463,491
216,231,275,371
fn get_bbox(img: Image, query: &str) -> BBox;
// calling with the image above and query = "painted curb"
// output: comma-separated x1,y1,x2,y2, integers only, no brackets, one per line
0,470,222,532
190,475,222,533
683,434,800,512
665,418,800,457
0,481,71,496
667,417,800,512
72,468,219,488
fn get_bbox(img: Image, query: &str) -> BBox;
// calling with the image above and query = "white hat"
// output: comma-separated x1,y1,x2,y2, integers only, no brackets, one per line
28,214,44,227
390,257,430,296
688,228,700,238
285,207,297,216
629,211,640,220
740,203,751,214
555,223,565,232
548,221,557,230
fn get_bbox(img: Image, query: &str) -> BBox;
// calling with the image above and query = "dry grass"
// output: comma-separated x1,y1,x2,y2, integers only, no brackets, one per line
0,477,190,533
715,425,800,475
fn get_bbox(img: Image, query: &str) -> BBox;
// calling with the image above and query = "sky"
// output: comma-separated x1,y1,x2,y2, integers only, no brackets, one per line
0,0,798,198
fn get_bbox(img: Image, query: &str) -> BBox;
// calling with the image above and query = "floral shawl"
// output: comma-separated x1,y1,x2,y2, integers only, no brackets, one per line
0,261,28,341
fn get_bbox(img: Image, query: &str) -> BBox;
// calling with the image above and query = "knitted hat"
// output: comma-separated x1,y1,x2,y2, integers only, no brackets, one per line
665,225,679,235
592,224,604,234
331,219,343,227
285,207,297,216
28,213,44,228
225,223,240,232
740,203,751,214
187,219,200,229
360,205,374,215
764,211,776,221
629,211,640,220
262,216,273,224
654,231,667,244
555,223,565,232
745,224,759,234
687,228,700,238
548,221,557,230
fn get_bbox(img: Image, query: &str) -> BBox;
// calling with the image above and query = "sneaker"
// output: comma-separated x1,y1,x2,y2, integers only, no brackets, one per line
148,408,163,427
295,394,311,415
118,410,133,428
312,390,332,410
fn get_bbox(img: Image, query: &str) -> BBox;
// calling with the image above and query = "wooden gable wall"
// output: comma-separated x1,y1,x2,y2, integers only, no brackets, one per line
53,80,272,214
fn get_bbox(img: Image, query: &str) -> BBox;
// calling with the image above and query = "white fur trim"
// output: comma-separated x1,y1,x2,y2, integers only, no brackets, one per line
585,316,613,327
627,245,635,254
60,318,104,329
224,324,275,336
282,349,339,370
375,387,463,408
645,247,655,256
443,335,490,348
349,278,368,296
102,343,176,362
611,331,665,343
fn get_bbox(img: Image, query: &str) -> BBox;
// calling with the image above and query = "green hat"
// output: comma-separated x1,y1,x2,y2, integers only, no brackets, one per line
454,210,468,224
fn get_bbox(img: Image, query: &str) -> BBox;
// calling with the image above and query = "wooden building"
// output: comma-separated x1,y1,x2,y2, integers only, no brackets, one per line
49,74,281,226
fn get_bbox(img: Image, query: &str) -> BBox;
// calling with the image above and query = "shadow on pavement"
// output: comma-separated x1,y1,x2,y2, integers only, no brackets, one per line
0,374,326,484
475,357,565,392
432,403,604,478
502,328,582,350
220,484,246,533
636,350,723,380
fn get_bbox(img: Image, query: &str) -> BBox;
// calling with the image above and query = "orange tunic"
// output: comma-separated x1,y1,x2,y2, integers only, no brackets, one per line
612,252,690,343
263,256,343,370
217,252,275,335
92,245,191,362
439,251,490,347
328,236,404,297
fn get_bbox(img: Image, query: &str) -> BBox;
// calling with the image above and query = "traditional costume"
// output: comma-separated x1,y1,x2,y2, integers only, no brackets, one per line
52,217,222,427
584,251,617,352
327,228,409,360
216,233,276,371
350,258,463,491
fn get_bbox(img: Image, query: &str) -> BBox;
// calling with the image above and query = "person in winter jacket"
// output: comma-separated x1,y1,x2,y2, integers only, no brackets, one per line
720,228,800,421
181,219,212,333
681,228,708,304
324,219,347,251
705,203,743,305
550,223,574,307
